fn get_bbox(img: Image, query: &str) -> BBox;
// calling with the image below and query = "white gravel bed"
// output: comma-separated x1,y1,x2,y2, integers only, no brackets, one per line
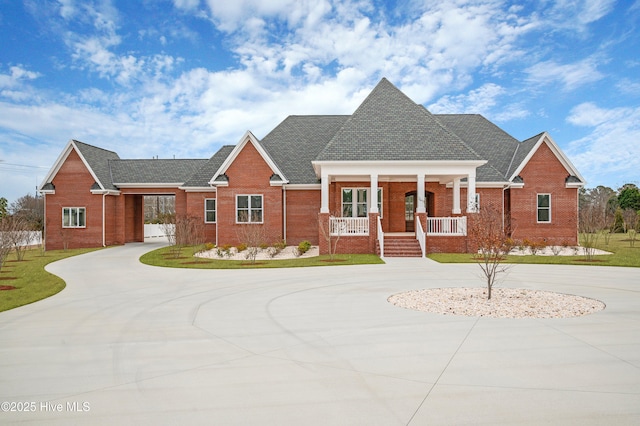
388,287,606,318
508,246,611,256
196,246,319,261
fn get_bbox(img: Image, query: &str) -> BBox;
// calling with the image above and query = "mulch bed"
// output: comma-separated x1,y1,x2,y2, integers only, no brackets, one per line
0,285,17,290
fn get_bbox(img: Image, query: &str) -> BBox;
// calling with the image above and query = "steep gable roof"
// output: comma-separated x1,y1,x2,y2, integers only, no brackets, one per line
260,115,349,184
210,131,288,185
182,145,235,188
316,78,482,162
110,159,208,186
39,139,120,192
509,132,585,185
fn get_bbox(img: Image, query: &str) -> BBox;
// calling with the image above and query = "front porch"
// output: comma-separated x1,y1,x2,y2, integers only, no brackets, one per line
326,215,468,257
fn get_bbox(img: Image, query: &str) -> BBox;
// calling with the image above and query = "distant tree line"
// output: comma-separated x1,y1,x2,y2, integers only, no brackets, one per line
579,183,640,233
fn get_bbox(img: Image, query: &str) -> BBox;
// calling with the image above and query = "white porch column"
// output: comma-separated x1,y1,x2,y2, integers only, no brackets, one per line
467,173,477,212
416,174,426,213
320,173,330,213
369,173,379,213
452,178,461,214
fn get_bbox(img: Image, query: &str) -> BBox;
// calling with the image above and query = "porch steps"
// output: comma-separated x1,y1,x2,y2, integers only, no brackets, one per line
378,236,423,257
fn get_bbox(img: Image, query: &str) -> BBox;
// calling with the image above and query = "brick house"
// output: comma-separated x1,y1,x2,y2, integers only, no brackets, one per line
39,79,584,256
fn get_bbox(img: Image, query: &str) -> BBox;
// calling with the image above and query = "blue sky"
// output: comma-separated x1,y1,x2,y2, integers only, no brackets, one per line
1,0,639,204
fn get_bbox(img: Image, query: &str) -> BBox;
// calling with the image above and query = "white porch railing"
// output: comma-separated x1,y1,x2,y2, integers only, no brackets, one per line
415,217,426,257
377,216,384,258
330,217,369,236
427,216,467,236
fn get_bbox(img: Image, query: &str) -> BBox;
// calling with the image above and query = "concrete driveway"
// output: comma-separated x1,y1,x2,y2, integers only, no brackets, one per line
1,242,639,425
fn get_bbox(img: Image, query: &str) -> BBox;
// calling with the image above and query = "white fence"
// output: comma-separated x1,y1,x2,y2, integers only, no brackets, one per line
427,217,467,236
144,224,173,238
1,231,43,247
330,217,369,236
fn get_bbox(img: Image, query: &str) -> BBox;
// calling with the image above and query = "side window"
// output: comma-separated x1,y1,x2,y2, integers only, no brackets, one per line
205,199,216,223
341,188,383,218
62,207,86,228
537,194,551,223
236,195,263,223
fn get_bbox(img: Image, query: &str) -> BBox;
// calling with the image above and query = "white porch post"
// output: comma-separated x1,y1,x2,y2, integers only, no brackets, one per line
369,174,379,213
453,178,461,214
321,173,330,213
416,174,426,213
467,173,477,212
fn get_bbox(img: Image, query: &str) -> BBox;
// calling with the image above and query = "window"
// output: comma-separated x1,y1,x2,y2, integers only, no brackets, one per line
341,188,382,218
204,199,216,223
62,207,86,228
237,195,263,223
537,194,551,222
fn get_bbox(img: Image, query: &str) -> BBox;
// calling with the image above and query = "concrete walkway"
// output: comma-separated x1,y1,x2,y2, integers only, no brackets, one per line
1,242,639,425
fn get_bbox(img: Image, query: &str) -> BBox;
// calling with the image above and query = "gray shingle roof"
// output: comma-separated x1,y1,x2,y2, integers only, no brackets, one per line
508,133,543,178
182,145,235,187
110,159,208,184
260,115,349,184
316,78,482,162
434,114,519,182
72,140,120,190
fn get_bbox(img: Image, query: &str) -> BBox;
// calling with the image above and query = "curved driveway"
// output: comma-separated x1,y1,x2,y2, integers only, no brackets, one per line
1,242,640,425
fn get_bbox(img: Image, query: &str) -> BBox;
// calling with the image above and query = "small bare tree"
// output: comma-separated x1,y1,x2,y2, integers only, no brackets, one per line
236,222,270,264
579,202,605,261
0,216,16,271
622,208,639,247
6,216,37,261
318,213,342,261
468,203,512,300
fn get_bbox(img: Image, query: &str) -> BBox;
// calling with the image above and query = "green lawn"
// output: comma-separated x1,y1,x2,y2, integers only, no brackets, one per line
140,245,384,269
428,233,640,267
0,247,101,312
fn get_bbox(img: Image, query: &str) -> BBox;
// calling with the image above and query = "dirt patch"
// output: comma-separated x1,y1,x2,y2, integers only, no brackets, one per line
0,285,17,290
320,259,347,263
0,277,17,281
572,259,608,263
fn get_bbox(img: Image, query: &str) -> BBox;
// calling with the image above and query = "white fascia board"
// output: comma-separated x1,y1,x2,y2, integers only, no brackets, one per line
39,140,105,191
284,184,321,190
509,132,586,184
180,186,217,193
209,131,289,185
446,181,510,188
312,160,487,178
39,189,55,195
90,189,121,195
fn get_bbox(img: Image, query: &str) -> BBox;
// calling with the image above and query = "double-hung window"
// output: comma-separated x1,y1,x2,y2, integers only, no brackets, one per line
237,195,263,223
62,207,86,228
341,188,382,218
537,194,551,223
204,199,216,223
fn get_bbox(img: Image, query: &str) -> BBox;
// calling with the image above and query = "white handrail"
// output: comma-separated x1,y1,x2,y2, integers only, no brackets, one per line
427,217,467,236
377,216,384,258
330,217,369,236
415,217,426,257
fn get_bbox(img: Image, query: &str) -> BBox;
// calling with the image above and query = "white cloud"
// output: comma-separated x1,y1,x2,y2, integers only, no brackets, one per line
566,103,640,186
525,57,604,91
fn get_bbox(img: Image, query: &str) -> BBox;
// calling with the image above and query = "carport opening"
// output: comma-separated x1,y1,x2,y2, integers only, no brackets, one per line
143,195,175,242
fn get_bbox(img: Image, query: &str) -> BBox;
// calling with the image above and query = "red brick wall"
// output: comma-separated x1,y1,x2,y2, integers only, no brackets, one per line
285,189,320,245
427,236,468,253
216,142,283,246
185,192,218,244
510,142,579,245
44,149,105,250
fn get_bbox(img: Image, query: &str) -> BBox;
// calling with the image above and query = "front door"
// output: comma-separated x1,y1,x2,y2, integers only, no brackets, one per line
405,193,415,232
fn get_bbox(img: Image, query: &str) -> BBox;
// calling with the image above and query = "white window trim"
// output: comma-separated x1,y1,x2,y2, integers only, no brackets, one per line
204,198,216,223
62,207,86,228
537,193,551,223
341,188,383,218
236,194,264,224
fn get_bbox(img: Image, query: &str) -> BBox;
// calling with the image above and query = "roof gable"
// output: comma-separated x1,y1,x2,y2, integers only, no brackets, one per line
209,131,288,185
316,78,482,162
182,145,235,188
39,139,120,192
509,132,585,185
